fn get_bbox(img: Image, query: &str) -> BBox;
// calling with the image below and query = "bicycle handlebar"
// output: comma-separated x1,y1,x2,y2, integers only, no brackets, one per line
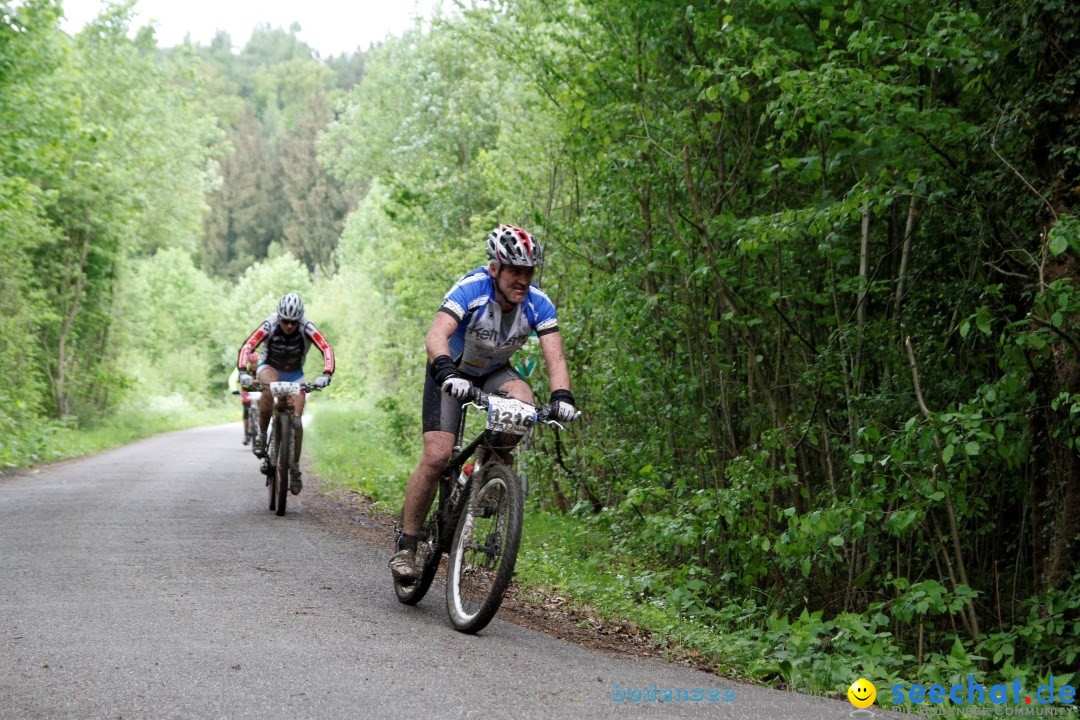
240,381,325,394
466,386,581,425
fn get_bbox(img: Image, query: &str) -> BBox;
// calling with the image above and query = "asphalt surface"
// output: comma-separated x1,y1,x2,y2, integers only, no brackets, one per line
0,423,907,719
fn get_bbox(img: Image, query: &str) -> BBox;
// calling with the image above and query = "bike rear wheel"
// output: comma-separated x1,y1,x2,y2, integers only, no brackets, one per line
274,413,291,516
393,480,446,605
446,464,523,633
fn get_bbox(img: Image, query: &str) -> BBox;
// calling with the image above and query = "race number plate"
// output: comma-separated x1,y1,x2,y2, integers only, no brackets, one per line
486,396,537,435
270,381,301,397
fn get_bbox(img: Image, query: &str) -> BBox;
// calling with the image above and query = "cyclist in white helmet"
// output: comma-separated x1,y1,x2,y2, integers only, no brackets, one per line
390,225,577,582
237,292,335,495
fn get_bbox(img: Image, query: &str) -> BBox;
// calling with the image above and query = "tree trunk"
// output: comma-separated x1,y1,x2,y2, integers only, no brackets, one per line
53,234,91,418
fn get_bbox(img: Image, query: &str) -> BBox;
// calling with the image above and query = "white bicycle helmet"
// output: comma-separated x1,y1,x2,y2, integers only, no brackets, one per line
486,224,542,267
277,292,304,321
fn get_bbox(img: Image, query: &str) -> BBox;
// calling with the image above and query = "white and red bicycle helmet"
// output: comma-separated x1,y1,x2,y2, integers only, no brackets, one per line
277,292,304,321
486,224,542,267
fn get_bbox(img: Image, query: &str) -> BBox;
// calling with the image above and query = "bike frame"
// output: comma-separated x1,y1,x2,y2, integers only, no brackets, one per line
264,384,311,468
245,394,261,442
433,391,560,546
427,407,485,547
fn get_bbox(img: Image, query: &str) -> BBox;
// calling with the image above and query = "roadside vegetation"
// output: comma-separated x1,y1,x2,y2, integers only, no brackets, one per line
3,0,1077,704
2,400,235,470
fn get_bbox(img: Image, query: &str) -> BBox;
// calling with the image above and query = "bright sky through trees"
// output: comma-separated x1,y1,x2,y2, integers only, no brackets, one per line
59,0,437,56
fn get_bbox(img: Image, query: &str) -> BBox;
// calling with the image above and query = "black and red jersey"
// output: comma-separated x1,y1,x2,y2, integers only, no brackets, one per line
237,314,335,375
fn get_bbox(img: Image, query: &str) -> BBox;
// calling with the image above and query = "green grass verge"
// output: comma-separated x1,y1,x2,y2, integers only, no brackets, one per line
1,394,236,473
514,507,771,674
304,398,415,510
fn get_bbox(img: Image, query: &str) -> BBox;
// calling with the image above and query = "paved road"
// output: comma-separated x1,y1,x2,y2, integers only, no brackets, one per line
0,424,903,719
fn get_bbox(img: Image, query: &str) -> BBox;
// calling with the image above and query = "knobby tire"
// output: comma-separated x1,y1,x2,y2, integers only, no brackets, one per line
266,423,276,512
274,413,291,516
445,464,524,633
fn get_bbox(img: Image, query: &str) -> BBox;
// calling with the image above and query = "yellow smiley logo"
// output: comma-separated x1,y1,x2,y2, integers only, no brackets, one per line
848,678,877,708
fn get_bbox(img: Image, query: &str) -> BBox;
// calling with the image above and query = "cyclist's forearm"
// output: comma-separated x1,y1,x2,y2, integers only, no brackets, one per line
238,322,268,369
546,363,571,392
425,312,458,362
306,322,335,374
539,331,571,392
425,341,451,362
426,335,451,361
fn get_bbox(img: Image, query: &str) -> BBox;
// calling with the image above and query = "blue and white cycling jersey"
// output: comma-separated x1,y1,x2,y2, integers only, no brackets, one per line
438,267,559,377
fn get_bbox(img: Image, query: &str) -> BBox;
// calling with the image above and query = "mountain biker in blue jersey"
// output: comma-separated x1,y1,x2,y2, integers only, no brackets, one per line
390,225,578,582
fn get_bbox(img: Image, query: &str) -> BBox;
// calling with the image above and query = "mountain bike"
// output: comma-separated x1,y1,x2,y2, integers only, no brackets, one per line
232,390,261,446
394,387,578,633
248,380,323,517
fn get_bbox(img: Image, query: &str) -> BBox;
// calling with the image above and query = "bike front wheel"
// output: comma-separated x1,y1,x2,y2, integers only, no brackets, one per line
248,406,260,444
445,464,523,633
274,413,291,516
266,424,277,512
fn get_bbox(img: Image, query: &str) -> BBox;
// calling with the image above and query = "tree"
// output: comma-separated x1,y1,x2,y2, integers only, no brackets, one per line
3,1,216,417
279,91,352,275
201,108,283,276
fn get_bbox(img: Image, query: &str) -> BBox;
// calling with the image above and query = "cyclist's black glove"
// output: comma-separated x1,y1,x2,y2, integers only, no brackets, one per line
430,355,460,385
549,389,577,422
431,355,472,400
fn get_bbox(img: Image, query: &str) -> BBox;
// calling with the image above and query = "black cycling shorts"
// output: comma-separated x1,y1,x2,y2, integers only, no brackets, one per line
421,362,523,433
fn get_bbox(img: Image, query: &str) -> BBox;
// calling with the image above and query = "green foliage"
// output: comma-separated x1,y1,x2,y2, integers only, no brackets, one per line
1,0,219,420
193,23,355,277
114,248,230,397
0,2,322,463
980,571,1080,679
279,92,351,275
304,399,413,506
311,0,1080,692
